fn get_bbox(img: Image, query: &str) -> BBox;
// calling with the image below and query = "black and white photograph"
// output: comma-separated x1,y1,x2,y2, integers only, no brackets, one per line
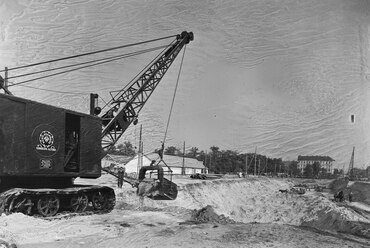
0,0,370,247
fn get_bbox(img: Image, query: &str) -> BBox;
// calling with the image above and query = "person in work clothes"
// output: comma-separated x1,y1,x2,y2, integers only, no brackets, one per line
349,191,353,202
117,167,125,189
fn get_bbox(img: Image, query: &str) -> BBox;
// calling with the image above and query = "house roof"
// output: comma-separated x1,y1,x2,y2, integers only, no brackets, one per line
103,154,133,164
297,155,335,161
145,153,206,169
103,153,206,170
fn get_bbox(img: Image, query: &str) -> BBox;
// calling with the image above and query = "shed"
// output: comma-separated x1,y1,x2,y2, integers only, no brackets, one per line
122,153,208,176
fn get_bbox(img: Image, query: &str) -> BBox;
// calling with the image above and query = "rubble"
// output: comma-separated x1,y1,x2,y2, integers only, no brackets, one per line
190,205,236,224
136,180,160,197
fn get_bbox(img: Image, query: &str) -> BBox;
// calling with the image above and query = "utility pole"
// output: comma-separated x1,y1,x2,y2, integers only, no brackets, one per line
287,162,290,177
348,146,355,179
265,159,268,174
254,155,256,176
245,153,248,177
182,141,185,175
209,152,212,174
258,159,261,176
137,125,143,178
254,147,257,176
205,151,209,174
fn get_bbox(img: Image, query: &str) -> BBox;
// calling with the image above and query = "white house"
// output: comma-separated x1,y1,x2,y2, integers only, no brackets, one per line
122,153,208,177
102,152,208,178
102,154,132,169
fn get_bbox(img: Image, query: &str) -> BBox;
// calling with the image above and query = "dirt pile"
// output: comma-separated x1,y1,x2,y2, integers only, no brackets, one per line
125,176,370,237
190,205,236,224
89,175,370,239
301,204,370,238
328,177,349,192
137,180,160,197
347,181,370,205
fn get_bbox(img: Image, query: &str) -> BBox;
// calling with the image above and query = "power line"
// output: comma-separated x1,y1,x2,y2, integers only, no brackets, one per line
1,34,177,72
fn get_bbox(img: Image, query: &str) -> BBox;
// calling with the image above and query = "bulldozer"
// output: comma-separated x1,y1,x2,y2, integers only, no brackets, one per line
0,31,193,217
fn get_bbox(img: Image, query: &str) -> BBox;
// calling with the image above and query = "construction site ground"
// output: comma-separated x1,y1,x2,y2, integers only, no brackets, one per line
1,175,370,248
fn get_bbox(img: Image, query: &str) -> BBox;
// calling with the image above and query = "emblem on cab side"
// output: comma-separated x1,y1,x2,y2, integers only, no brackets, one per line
36,130,56,152
32,124,60,157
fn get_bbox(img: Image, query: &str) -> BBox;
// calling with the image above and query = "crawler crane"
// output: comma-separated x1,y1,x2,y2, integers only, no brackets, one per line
0,31,193,216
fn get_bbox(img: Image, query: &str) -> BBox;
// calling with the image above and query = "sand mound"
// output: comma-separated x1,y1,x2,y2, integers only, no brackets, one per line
0,212,118,246
119,176,370,238
301,203,370,238
1,176,368,245
347,181,370,205
189,205,236,224
137,180,160,197
329,177,349,192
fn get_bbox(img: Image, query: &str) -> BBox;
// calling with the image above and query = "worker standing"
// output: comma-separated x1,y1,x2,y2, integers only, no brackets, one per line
0,117,5,163
349,191,353,202
117,167,125,189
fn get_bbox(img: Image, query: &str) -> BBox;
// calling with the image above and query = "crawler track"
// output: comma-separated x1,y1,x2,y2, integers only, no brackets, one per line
0,185,115,217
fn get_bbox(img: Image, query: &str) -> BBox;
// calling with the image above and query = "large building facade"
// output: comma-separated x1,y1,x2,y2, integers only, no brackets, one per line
297,155,335,174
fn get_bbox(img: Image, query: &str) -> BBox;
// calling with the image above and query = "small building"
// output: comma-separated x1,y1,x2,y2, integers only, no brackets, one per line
102,153,208,178
297,155,335,174
123,153,208,177
101,154,132,169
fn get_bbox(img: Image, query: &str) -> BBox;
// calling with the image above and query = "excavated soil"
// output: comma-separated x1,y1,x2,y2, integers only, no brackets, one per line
0,175,369,247
187,205,236,224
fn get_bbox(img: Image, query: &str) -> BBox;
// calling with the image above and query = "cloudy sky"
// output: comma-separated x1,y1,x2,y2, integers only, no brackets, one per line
1,0,370,169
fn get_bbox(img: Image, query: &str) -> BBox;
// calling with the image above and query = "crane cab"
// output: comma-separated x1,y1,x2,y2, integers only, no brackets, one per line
0,93,102,188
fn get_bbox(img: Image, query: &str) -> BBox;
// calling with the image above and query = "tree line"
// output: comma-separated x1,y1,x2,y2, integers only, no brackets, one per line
162,145,299,176
108,142,346,178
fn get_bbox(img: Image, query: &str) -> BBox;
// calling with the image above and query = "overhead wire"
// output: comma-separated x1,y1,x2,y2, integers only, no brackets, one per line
0,34,177,72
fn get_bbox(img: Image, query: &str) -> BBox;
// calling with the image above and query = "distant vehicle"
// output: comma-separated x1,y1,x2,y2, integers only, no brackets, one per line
190,173,223,180
291,186,306,195
277,173,289,178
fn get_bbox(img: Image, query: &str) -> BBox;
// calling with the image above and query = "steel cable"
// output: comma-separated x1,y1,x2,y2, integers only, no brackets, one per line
0,34,176,72
163,45,187,144
7,45,168,80
9,45,168,87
